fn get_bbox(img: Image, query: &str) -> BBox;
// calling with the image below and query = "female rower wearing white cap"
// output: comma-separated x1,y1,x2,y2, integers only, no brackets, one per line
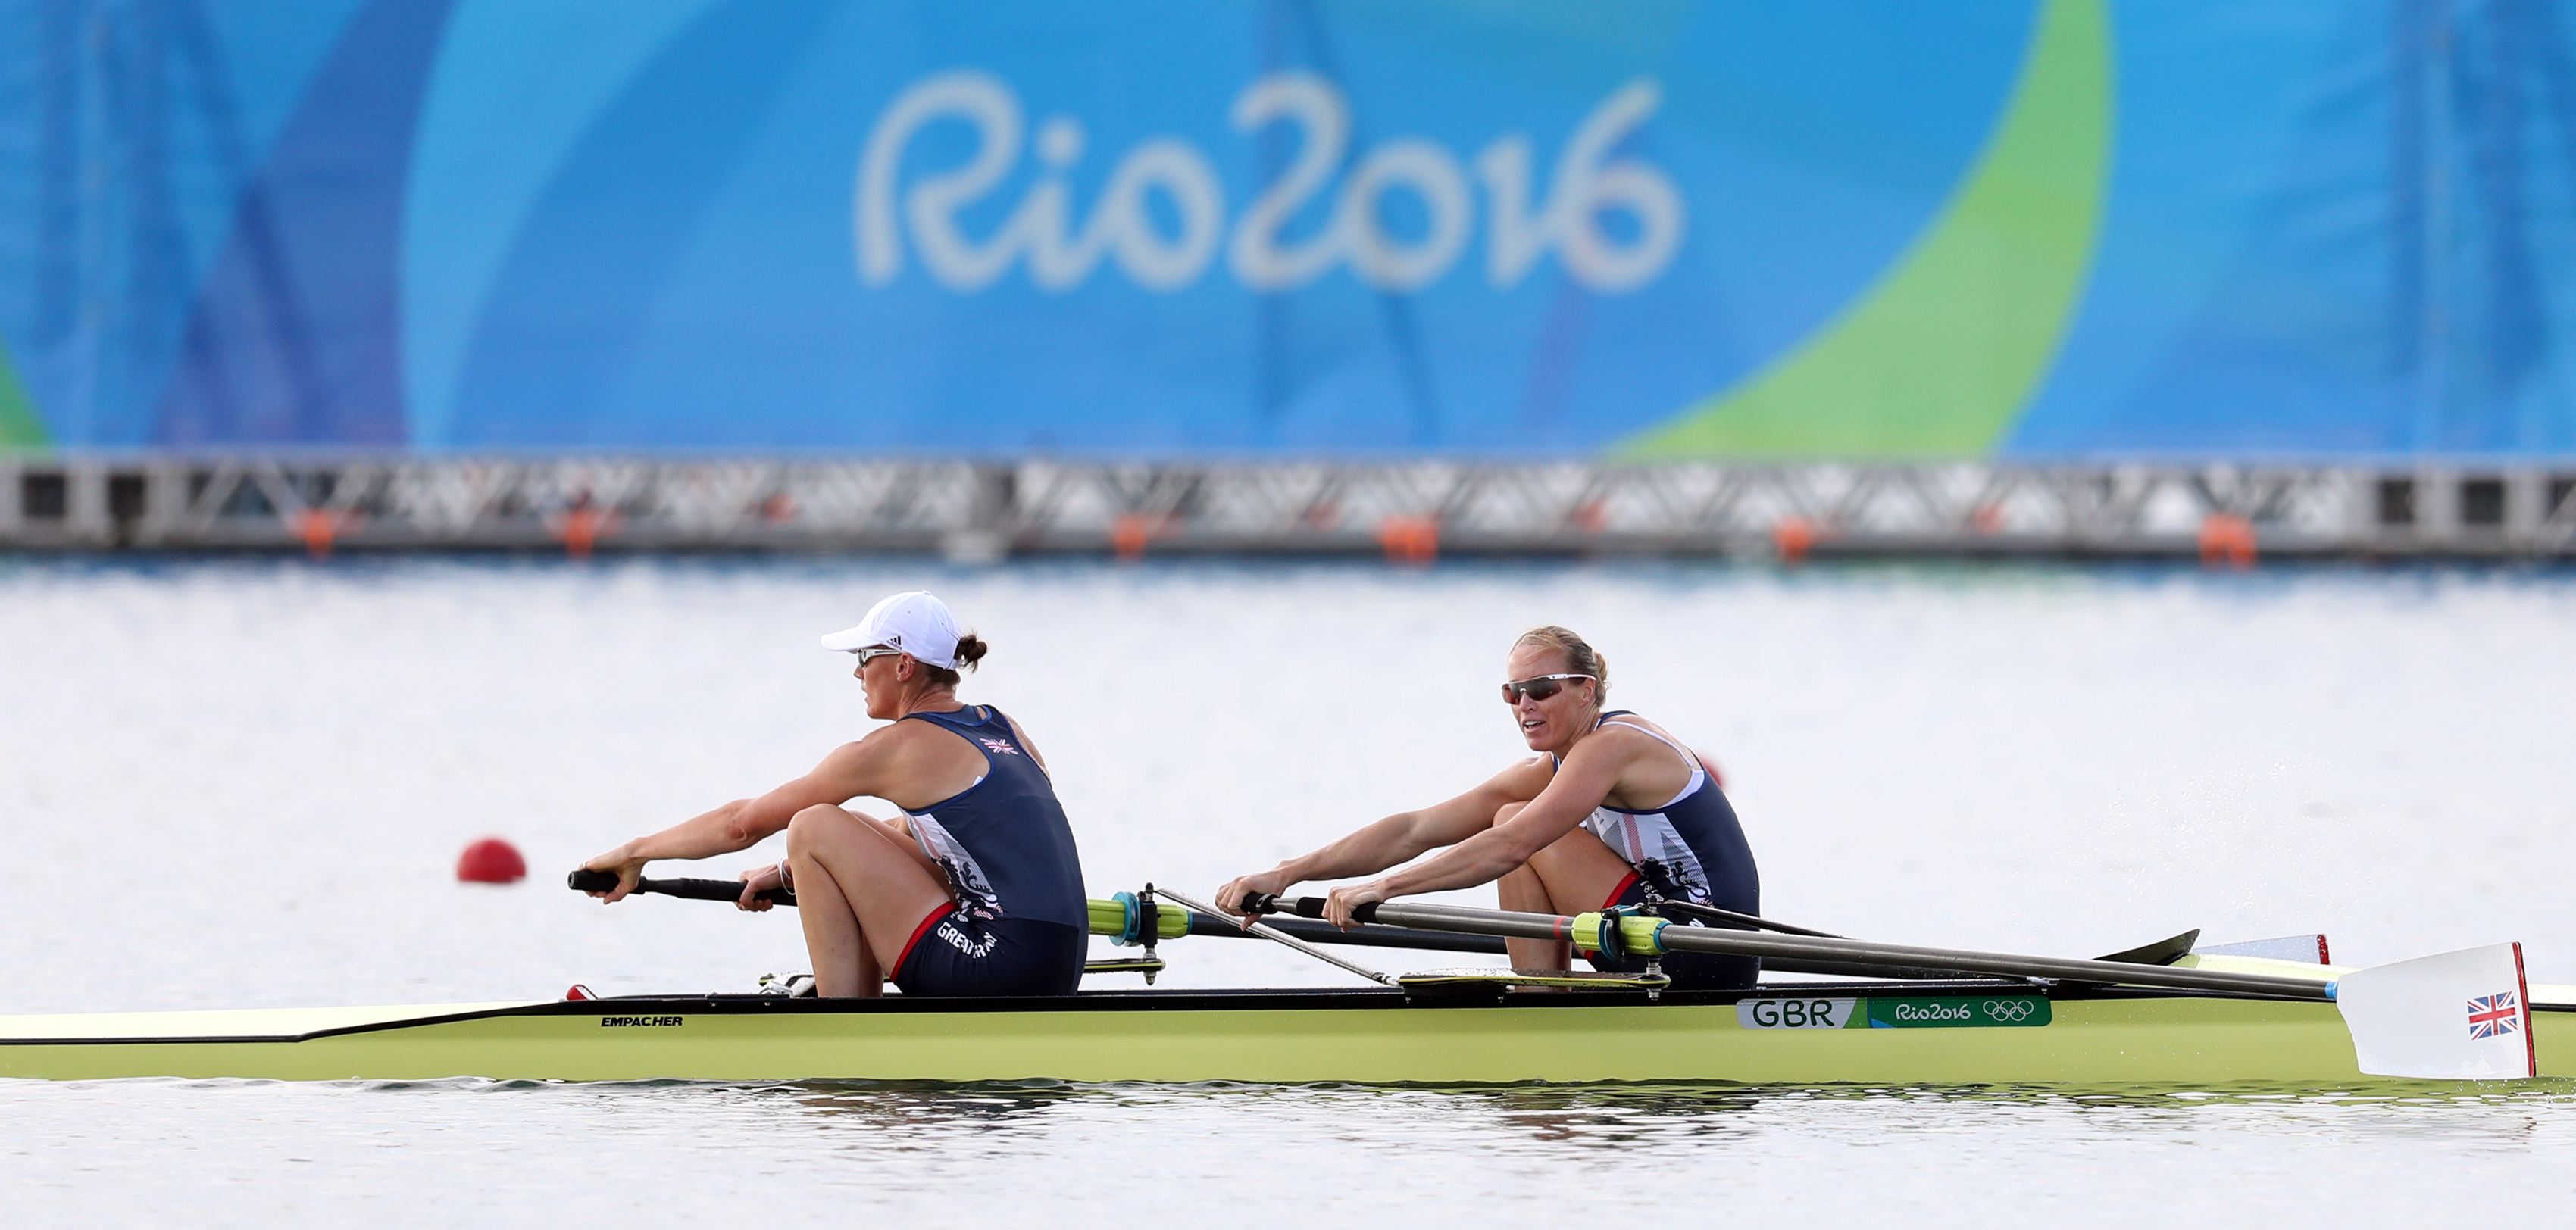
1214,625,1762,990
580,592,1089,998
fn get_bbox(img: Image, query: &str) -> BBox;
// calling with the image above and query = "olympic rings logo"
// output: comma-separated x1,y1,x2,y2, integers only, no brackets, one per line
1981,999,2038,1022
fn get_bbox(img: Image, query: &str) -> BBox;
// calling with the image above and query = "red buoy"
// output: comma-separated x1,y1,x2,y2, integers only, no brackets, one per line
456,837,528,884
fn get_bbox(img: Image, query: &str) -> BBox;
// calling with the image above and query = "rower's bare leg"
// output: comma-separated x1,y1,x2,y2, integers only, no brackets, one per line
1499,863,1571,971
785,804,955,997
1496,804,1634,971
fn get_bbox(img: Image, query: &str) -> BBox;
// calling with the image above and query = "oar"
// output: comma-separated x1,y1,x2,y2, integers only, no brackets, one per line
1194,916,1507,954
568,869,791,904
1600,898,1844,938
1149,885,1395,986
567,873,2199,978
567,869,1503,952
1245,894,2340,1001
1255,890,1843,938
1296,896,2541,1079
1245,893,1996,982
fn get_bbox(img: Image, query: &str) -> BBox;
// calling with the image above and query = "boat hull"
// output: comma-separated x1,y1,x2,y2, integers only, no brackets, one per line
6,984,2569,1085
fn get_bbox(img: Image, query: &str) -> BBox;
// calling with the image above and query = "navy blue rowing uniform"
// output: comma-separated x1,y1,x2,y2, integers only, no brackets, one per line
889,704,1088,997
1555,710,1762,990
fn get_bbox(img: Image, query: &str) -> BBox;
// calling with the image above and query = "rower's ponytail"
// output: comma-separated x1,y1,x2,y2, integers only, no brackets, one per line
924,632,988,688
1514,626,1608,704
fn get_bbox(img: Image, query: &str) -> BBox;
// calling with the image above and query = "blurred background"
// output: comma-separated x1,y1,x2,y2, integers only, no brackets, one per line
6,0,2576,460
2,0,2575,557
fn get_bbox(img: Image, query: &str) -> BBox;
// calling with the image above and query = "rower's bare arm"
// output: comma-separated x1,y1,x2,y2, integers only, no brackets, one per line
581,738,889,901
1215,759,1549,916
582,799,758,900
1362,738,1631,903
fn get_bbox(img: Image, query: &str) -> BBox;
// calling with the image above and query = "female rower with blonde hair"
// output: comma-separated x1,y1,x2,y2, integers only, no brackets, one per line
582,591,1087,998
1215,626,1761,988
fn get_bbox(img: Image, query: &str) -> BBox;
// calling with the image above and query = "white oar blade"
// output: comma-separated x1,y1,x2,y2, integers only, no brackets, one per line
2334,942,2536,1080
2194,934,2330,964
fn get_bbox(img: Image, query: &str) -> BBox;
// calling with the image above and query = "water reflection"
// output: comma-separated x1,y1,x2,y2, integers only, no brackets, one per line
596,1075,2576,1156
745,1079,1088,1133
1436,1084,1771,1147
10,1066,2576,1225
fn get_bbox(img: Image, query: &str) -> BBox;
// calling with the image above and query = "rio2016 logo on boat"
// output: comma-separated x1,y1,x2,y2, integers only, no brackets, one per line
856,70,1684,295
1864,996,2052,1029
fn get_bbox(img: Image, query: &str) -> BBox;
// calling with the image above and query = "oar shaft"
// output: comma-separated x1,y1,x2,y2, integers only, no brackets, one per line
575,873,1504,954
1257,893,1841,941
1187,915,1506,954
1652,899,1842,938
1361,902,2335,1001
1152,887,1395,986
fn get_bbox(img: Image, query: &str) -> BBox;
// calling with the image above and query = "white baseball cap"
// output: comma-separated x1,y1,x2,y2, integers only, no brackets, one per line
819,591,962,668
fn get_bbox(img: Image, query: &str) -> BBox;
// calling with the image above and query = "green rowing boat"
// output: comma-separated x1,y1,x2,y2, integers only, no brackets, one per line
3,975,2568,1085
4,882,2559,1085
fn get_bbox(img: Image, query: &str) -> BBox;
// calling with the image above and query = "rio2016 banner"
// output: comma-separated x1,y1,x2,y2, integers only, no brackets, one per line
2,0,2574,458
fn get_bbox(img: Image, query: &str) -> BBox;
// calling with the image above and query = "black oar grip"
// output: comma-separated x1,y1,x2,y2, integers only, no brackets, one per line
1237,893,1377,924
566,869,793,905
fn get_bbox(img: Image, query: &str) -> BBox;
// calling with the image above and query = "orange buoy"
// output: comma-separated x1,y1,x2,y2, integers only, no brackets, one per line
456,837,528,884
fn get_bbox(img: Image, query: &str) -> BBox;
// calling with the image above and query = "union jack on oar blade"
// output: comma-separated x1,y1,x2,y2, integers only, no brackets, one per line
2468,992,2521,1039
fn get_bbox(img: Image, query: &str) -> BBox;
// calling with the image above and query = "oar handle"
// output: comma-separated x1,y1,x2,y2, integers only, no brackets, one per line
567,868,794,906
1242,893,1373,922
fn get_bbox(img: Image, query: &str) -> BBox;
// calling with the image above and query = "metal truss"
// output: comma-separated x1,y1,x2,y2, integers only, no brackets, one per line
5,456,2573,560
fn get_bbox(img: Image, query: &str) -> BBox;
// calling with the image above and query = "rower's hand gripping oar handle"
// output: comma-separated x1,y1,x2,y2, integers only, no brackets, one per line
567,868,795,906
1238,893,1382,926
1171,886,1393,986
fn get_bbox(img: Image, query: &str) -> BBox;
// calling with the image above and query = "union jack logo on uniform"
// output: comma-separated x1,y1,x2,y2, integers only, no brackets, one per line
2467,992,2521,1039
979,738,1021,756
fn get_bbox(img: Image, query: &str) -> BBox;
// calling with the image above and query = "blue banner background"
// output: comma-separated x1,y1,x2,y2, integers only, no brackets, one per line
1,1,2571,457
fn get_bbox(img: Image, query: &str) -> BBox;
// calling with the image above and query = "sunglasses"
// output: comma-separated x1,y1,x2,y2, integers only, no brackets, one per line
855,645,905,667
1501,673,1595,704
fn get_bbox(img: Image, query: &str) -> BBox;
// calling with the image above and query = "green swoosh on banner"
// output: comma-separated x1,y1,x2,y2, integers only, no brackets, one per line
0,332,48,451
1617,0,2112,459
